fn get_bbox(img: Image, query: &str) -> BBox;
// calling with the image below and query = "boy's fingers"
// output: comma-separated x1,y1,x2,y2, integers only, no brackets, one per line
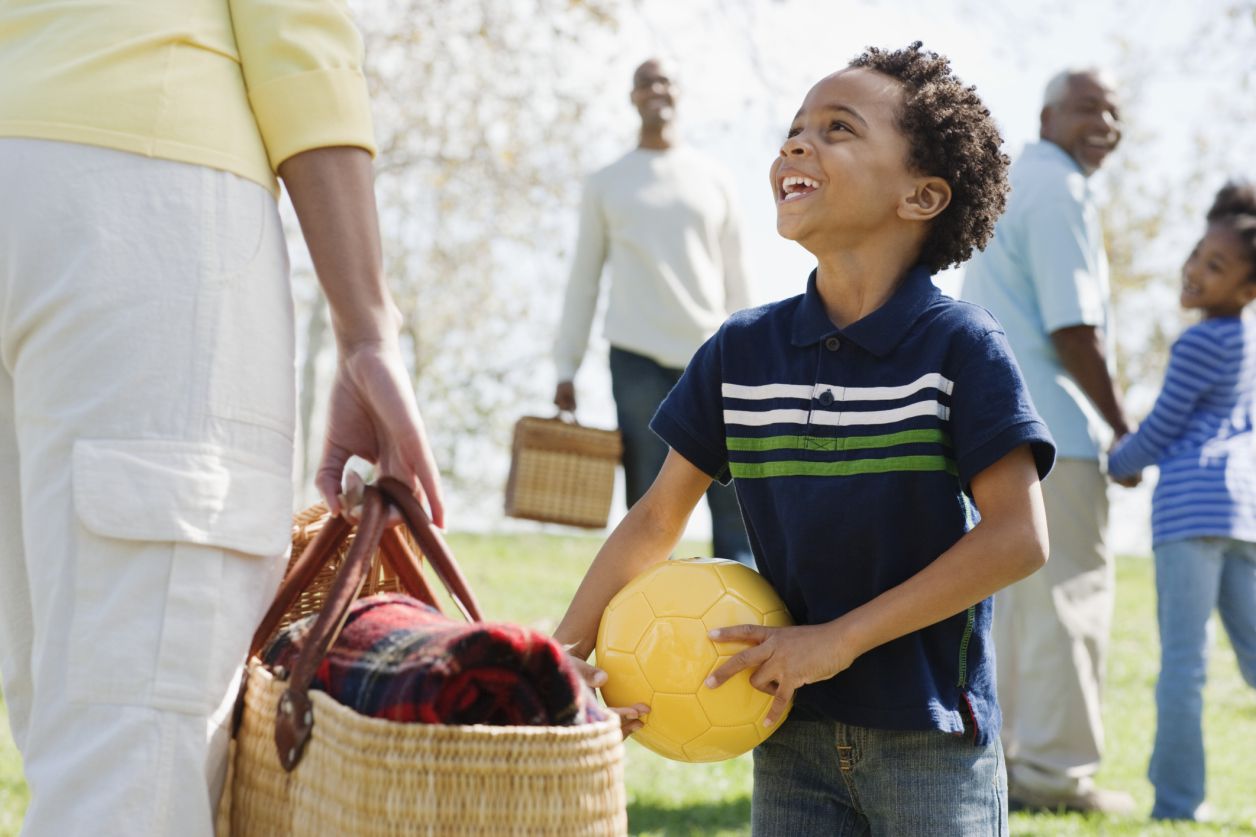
708,624,767,643
611,704,650,738
567,656,608,688
705,643,770,689
763,687,794,727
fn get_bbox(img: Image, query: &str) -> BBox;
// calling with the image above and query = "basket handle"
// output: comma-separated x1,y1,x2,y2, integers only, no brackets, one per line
272,481,482,771
248,513,353,660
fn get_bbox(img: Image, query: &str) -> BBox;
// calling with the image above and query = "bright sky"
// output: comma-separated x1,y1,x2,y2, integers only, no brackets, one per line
550,0,1251,554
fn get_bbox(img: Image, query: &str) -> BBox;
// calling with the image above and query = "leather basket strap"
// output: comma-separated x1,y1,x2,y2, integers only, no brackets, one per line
376,476,482,622
378,526,440,610
249,513,352,659
274,488,389,770
272,482,483,770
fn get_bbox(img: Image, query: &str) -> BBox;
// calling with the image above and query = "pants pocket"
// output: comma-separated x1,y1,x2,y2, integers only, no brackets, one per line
68,439,291,710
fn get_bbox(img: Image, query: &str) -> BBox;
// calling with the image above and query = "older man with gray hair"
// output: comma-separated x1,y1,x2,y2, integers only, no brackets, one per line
962,68,1135,814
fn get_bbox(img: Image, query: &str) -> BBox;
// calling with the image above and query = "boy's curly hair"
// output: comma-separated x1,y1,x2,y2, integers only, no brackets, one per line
1206,180,1256,281
849,42,1008,272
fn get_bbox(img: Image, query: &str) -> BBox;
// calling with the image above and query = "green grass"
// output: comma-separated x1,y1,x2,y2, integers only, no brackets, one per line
2,535,1254,835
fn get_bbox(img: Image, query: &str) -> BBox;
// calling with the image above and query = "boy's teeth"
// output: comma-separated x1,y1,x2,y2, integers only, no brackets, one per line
781,175,819,198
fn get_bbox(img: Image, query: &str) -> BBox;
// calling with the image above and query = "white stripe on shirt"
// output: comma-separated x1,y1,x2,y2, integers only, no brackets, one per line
722,372,954,403
724,400,950,428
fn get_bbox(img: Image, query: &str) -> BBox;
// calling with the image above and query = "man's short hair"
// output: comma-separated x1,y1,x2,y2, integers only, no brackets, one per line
849,42,1010,273
1042,67,1114,108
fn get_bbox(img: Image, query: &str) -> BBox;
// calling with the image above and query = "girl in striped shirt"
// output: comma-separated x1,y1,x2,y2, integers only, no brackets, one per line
1108,181,1256,822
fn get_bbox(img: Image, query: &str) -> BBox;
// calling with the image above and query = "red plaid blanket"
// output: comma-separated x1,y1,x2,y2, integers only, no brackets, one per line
262,593,607,726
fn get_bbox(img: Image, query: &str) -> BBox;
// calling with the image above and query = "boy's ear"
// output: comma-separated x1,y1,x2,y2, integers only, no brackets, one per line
899,177,952,222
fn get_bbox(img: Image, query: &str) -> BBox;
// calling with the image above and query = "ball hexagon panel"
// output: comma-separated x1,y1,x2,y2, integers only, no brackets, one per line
684,723,764,763
639,558,727,617
763,609,793,628
597,591,655,653
642,692,708,749
596,647,653,710
632,725,688,763
696,658,771,727
637,617,716,693
702,593,769,656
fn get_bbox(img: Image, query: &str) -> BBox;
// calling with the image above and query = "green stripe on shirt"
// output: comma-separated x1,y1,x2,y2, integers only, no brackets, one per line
729,455,958,479
726,428,951,453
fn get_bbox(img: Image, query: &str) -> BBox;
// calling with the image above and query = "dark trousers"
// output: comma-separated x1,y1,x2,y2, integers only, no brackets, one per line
609,346,753,567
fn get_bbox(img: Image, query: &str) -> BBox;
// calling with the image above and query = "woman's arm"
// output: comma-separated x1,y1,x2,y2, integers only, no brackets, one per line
279,146,444,524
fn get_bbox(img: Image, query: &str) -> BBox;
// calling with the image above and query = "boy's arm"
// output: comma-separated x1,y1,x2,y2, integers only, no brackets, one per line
553,449,714,661
707,444,1048,725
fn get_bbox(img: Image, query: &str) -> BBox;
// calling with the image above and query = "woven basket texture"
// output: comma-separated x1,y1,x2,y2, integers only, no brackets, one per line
281,503,406,628
219,502,628,835
505,418,621,529
221,666,627,836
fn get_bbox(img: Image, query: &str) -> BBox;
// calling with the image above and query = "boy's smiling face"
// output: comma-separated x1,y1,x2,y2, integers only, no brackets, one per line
770,68,934,257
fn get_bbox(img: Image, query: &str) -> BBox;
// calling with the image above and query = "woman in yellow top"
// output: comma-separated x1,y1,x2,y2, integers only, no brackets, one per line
0,2,443,833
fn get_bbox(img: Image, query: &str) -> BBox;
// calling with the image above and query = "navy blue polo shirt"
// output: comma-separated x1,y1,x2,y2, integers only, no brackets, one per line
651,266,1055,744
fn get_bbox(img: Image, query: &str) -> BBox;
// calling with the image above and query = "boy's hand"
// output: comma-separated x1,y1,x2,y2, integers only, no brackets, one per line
566,654,650,737
704,623,852,727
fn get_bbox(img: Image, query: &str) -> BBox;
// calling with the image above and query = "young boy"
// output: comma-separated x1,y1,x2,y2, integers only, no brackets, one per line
554,42,1055,835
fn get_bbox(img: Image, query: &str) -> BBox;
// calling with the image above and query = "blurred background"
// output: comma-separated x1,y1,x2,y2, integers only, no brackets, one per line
287,0,1256,554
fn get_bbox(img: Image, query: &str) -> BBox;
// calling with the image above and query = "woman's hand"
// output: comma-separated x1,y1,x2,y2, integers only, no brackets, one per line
566,655,649,737
704,623,852,727
316,339,444,527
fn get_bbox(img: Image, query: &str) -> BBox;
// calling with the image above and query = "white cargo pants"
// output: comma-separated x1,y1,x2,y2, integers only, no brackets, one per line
0,139,294,836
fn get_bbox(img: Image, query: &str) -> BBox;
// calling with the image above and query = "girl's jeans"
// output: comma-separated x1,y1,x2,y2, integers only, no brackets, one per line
752,704,1007,835
1150,537,1256,820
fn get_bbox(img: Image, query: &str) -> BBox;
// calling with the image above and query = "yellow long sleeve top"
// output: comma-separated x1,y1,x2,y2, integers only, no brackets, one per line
0,0,376,194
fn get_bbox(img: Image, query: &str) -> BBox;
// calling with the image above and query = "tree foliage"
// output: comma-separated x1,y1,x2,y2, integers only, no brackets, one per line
1101,0,1255,407
296,0,626,507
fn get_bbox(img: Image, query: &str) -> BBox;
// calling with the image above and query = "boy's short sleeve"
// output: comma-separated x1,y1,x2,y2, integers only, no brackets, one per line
649,332,732,484
950,327,1056,491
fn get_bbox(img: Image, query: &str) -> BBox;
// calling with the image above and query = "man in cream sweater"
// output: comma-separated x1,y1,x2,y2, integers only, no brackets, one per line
553,58,752,565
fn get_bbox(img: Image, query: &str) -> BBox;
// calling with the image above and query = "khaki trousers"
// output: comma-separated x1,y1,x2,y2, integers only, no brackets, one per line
0,140,294,836
994,458,1113,795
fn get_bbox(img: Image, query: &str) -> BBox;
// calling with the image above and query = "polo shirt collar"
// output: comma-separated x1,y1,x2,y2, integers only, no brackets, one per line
790,265,939,357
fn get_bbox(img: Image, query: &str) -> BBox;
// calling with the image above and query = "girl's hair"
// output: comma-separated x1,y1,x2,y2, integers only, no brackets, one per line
1206,181,1256,281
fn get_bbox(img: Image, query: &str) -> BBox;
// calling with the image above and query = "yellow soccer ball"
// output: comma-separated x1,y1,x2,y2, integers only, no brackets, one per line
595,557,795,762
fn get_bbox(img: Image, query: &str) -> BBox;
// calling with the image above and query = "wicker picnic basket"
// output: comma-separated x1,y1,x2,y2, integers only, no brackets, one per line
505,416,622,529
217,479,627,836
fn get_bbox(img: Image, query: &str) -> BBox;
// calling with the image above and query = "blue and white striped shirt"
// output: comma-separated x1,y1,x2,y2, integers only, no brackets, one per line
1108,315,1256,546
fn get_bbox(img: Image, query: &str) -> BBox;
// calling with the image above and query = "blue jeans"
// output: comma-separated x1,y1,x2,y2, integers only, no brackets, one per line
752,705,1007,836
1149,537,1256,820
608,346,753,567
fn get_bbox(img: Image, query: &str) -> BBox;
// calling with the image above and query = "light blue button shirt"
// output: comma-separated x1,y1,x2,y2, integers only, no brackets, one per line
961,140,1113,460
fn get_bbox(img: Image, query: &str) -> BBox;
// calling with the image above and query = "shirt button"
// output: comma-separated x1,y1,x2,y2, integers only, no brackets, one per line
818,389,835,406
824,336,841,351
